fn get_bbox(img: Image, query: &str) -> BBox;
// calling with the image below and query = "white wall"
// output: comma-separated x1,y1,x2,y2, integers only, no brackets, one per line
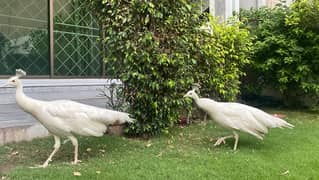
209,0,293,20
210,0,240,21
240,0,258,9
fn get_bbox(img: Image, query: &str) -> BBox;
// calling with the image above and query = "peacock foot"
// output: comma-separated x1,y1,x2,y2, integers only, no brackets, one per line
213,137,227,146
71,159,82,165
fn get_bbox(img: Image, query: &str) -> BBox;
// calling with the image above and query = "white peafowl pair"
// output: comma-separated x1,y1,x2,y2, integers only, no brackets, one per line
184,89,294,150
3,69,134,167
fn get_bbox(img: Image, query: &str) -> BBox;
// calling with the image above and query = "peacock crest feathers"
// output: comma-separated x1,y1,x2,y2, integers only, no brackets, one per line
16,69,26,77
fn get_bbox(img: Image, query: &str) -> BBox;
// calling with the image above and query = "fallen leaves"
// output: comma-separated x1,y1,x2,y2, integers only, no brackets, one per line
73,171,82,176
280,170,289,175
10,151,19,156
108,160,115,164
145,141,152,148
145,143,152,148
73,170,102,177
156,151,163,157
99,149,105,153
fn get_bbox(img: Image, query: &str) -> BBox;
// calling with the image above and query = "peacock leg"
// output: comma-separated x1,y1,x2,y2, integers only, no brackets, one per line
42,135,61,168
214,135,234,147
68,135,79,165
203,112,208,121
233,131,239,151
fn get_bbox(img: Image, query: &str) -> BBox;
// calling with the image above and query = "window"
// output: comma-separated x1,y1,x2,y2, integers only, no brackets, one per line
0,0,49,76
53,0,102,77
0,0,103,77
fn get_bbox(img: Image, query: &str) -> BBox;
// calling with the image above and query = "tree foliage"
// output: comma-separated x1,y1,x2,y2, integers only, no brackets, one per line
240,0,319,106
89,0,251,135
197,16,251,101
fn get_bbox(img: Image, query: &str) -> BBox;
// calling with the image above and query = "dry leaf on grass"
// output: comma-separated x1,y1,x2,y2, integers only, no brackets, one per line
96,170,101,174
99,149,105,153
156,152,163,157
11,151,19,156
109,160,115,164
167,140,173,144
280,170,289,175
73,171,82,176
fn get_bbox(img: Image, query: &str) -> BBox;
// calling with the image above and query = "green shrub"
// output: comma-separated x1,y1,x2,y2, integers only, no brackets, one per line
197,16,252,101
240,0,319,106
89,0,251,135
286,0,319,96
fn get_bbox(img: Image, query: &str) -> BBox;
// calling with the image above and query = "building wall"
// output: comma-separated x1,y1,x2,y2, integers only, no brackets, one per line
209,0,294,20
240,0,258,9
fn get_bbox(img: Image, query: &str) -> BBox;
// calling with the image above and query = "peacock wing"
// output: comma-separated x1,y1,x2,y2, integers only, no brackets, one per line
217,102,269,139
235,103,293,128
44,100,107,137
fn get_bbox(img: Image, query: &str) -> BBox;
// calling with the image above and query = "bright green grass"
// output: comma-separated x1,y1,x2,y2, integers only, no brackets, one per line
1,109,319,179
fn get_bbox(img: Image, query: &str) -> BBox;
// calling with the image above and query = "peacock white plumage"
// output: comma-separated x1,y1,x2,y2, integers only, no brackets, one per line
4,69,134,167
184,89,294,150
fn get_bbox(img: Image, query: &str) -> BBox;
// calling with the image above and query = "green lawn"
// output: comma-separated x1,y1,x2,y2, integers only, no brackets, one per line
1,109,319,179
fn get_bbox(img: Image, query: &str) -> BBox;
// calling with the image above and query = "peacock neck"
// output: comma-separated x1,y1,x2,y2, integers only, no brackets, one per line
192,93,200,103
196,96,219,114
15,83,39,114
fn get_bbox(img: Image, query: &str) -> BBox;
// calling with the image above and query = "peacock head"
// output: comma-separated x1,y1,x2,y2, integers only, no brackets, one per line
183,89,198,99
4,69,26,87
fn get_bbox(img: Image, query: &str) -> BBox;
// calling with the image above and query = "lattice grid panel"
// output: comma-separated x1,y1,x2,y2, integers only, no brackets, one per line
0,0,49,75
53,0,102,77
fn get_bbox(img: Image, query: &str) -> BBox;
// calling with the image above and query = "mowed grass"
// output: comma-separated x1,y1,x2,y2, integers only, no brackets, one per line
1,109,319,179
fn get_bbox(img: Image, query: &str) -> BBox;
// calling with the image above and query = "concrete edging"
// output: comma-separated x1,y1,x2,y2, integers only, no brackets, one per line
0,123,49,146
